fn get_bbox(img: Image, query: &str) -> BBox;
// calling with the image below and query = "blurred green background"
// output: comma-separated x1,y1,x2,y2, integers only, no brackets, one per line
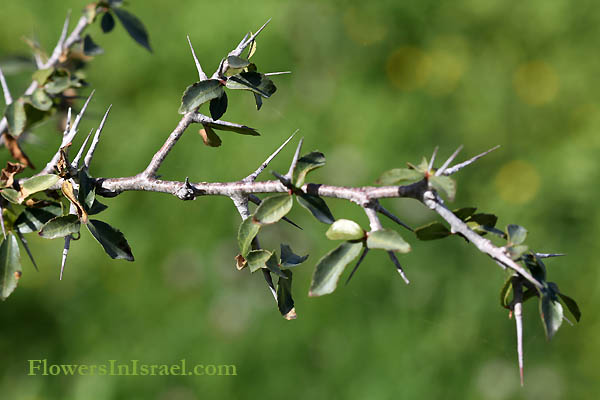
1,0,598,398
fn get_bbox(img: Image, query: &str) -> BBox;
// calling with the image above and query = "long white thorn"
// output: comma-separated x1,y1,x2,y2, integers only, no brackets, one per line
436,145,463,176
443,145,500,176
0,66,13,104
245,130,297,182
49,10,71,66
71,128,94,168
286,137,304,179
428,146,438,171
186,35,208,81
84,104,112,170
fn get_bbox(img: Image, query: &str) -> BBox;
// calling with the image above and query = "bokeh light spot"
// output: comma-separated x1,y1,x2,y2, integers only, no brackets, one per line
513,61,559,105
343,7,388,46
495,160,540,204
386,47,432,90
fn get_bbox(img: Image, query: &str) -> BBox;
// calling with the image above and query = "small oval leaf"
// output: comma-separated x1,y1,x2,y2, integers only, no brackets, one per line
178,80,224,114
296,193,334,224
507,224,527,245
280,244,308,268
0,233,22,301
20,174,60,200
246,249,272,272
253,194,293,225
238,217,261,256
112,8,152,52
209,92,228,121
326,219,365,241
376,168,424,185
414,222,451,241
86,219,134,261
309,241,363,297
429,175,456,201
367,229,411,253
30,89,53,111
293,152,326,187
101,12,115,33
4,98,27,137
39,215,81,239
15,202,62,233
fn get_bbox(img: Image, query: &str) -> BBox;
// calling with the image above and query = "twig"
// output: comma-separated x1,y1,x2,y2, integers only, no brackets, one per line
423,191,543,290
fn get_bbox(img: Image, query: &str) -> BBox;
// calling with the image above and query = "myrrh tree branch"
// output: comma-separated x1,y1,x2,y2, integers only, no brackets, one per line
0,1,580,386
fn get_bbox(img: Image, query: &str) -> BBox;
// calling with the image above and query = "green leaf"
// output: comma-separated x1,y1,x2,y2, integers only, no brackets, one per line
429,175,456,201
507,245,529,260
414,222,451,240
238,217,260,256
226,71,276,98
293,152,326,187
15,202,62,233
253,194,293,225
557,292,581,322
366,229,411,253
78,170,95,210
326,219,365,241
112,8,152,52
265,251,287,278
20,174,60,201
39,215,81,239
376,168,424,185
277,269,296,320
178,80,224,114
540,293,563,340
246,249,272,273
280,244,308,267
467,213,498,227
1,189,20,204
44,76,71,94
83,34,104,56
203,121,259,136
506,224,527,245
225,55,251,76
499,275,513,309
4,98,27,137
101,11,115,33
86,219,134,261
253,93,263,110
88,199,109,216
0,233,21,301
209,92,228,121
453,207,477,221
29,89,53,111
296,193,334,224
32,67,54,85
523,254,547,283
309,241,362,297
227,55,251,69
